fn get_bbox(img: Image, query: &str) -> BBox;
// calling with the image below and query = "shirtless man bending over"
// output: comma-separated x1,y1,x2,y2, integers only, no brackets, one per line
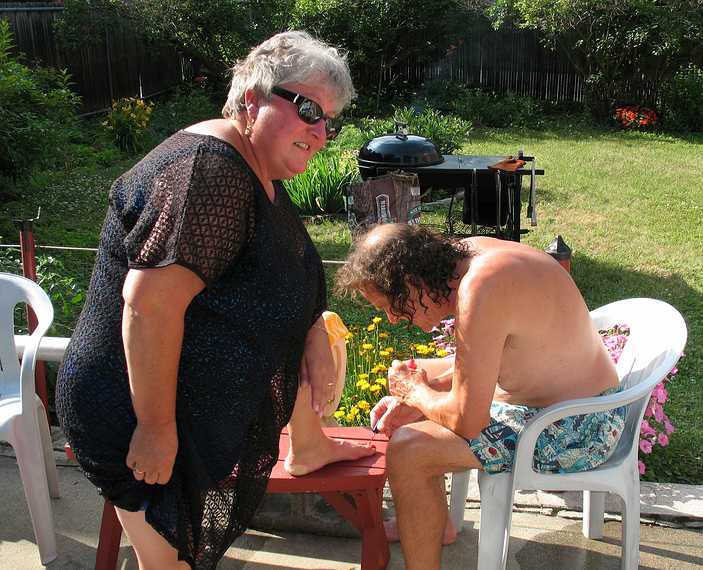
335,224,625,570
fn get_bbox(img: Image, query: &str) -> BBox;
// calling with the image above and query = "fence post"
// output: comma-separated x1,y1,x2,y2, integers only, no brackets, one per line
15,217,51,422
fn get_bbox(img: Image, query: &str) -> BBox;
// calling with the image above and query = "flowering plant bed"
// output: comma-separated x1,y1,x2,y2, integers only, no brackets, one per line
614,105,658,129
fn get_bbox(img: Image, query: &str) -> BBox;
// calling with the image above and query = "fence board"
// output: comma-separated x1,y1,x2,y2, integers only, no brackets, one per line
2,3,188,113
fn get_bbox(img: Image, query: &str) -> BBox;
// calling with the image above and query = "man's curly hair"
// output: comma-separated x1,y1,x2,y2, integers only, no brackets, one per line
335,224,472,322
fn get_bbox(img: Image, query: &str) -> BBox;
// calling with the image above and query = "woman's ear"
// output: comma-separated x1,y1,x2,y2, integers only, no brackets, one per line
243,88,260,122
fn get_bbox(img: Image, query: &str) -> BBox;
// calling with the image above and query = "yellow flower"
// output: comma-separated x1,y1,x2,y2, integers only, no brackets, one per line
375,378,387,386
371,365,381,374
379,350,389,357
370,384,382,394
367,324,376,331
378,332,389,339
357,373,369,380
357,400,370,411
334,410,345,419
356,380,371,391
415,344,429,355
372,317,382,324
362,343,374,350
376,363,388,372
436,348,448,357
345,413,355,422
385,347,394,353
345,332,353,340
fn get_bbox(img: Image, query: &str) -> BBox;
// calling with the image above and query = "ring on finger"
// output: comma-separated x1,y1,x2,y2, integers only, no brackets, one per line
133,468,145,475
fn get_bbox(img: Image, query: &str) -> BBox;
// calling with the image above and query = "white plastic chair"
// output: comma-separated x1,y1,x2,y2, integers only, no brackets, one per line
0,272,59,565
448,298,687,570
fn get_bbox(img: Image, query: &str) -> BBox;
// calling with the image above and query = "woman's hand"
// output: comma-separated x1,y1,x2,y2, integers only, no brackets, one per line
126,421,178,485
370,396,424,437
300,321,336,416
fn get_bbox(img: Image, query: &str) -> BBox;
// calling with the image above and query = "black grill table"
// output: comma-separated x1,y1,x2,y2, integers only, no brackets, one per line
367,154,544,242
356,130,545,242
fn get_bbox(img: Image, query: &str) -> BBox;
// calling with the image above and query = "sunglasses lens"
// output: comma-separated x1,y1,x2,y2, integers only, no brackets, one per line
297,99,323,124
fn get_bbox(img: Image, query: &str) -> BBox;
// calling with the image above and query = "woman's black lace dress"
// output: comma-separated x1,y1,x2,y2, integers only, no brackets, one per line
56,131,326,569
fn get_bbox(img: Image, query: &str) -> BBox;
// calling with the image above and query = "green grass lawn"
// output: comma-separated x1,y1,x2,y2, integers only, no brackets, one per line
1,123,701,483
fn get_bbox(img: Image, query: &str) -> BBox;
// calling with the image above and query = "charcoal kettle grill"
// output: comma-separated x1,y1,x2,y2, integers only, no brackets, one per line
357,126,544,241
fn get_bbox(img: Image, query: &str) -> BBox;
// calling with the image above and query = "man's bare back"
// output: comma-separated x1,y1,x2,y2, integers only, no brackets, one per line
460,236,618,408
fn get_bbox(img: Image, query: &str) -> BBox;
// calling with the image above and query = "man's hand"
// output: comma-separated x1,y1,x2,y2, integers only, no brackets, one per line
300,323,336,416
388,359,430,407
370,396,424,437
126,421,178,485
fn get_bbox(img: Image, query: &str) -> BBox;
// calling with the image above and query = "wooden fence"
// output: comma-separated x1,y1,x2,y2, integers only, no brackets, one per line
1,2,189,113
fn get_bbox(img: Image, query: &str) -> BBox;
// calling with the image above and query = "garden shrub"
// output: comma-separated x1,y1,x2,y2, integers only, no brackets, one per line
661,64,703,132
0,20,81,180
148,85,221,139
419,80,544,129
355,106,472,154
103,96,154,153
282,149,357,215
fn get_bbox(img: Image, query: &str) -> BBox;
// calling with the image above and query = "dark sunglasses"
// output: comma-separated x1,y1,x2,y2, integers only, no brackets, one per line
271,86,339,140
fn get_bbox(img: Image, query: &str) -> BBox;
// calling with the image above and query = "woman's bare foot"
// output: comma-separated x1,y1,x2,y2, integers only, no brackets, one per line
383,514,458,545
284,437,376,477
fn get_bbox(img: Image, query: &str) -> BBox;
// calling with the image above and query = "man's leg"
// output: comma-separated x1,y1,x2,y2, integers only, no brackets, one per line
387,420,482,570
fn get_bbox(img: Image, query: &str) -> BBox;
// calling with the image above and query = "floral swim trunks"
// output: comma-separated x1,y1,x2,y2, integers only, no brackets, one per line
467,387,626,474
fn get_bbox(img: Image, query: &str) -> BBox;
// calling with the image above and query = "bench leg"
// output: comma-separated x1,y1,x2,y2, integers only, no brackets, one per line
95,499,122,570
321,488,389,570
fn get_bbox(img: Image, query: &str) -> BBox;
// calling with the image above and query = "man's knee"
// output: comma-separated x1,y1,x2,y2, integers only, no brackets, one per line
387,423,438,473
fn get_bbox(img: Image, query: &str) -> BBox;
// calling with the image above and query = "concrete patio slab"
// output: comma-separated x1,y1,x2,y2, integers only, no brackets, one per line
1,457,702,569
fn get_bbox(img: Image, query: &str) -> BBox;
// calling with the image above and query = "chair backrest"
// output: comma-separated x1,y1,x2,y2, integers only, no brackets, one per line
589,298,687,466
0,273,54,411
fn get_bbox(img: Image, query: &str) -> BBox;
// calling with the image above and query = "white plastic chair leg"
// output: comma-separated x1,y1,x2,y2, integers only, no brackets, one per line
36,398,59,498
449,470,470,531
477,471,514,570
582,490,605,539
620,475,641,570
13,420,58,565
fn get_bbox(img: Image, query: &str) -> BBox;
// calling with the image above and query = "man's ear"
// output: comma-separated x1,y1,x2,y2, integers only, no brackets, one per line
243,88,260,122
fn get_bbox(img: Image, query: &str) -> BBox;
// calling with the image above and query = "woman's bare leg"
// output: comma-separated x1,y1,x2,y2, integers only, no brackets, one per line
285,312,376,476
115,507,191,570
285,382,376,476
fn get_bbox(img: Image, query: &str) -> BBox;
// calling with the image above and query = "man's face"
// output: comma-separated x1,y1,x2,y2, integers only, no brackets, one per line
360,284,441,333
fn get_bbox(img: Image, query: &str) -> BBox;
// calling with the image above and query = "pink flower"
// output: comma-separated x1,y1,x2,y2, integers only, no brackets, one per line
638,460,646,475
653,384,668,404
664,419,675,434
657,433,669,447
640,420,656,437
653,402,665,422
639,439,653,454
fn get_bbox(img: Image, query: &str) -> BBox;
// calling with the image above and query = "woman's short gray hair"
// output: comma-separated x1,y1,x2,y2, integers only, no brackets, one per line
222,31,355,118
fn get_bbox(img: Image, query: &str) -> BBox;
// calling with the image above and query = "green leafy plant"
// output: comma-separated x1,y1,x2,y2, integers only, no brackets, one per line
283,150,357,215
356,106,472,154
661,64,703,132
0,20,81,180
419,80,545,129
103,97,155,153
148,86,220,138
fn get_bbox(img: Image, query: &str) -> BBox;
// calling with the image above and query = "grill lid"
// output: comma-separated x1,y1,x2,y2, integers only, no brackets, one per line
358,129,443,168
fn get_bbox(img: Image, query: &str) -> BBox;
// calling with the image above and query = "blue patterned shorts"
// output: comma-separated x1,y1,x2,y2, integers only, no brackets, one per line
467,387,626,474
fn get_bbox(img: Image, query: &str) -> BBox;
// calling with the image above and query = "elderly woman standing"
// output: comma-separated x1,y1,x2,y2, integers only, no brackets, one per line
57,31,372,570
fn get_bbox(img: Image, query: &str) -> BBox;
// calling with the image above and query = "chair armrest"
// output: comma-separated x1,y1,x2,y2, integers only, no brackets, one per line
14,335,70,363
512,388,642,472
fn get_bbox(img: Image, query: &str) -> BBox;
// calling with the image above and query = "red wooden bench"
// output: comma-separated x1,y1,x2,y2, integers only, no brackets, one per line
65,426,389,570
